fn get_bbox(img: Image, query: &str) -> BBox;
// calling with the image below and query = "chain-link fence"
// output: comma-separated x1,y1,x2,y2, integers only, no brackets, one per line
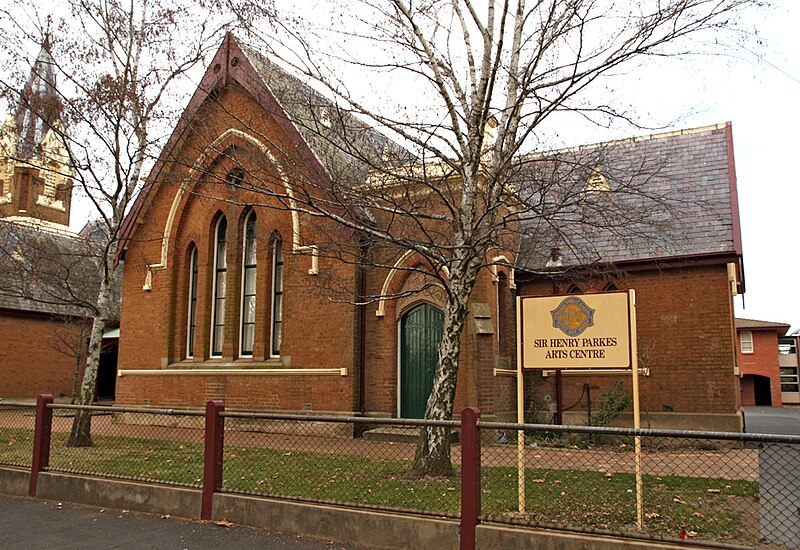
46,404,206,487
4,399,800,548
479,421,800,548
0,402,36,468
221,412,462,517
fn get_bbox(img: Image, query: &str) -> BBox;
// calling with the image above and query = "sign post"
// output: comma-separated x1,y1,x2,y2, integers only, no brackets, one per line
629,290,644,529
516,290,642,527
515,297,526,514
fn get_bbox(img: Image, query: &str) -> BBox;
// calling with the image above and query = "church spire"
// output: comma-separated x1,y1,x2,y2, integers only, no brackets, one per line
0,37,72,227
13,38,63,160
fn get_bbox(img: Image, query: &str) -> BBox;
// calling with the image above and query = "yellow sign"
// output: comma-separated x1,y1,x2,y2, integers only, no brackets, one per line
519,292,631,369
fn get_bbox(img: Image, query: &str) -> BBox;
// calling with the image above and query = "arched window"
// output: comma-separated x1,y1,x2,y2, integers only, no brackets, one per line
604,282,619,292
567,284,582,295
240,212,257,357
210,216,228,357
270,235,284,357
186,245,198,359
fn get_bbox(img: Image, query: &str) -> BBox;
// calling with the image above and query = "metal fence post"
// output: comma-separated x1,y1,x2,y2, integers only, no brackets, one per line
201,400,225,520
460,407,481,550
29,393,54,497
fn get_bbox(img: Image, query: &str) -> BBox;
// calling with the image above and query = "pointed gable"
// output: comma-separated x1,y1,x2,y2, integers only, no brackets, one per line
119,33,409,252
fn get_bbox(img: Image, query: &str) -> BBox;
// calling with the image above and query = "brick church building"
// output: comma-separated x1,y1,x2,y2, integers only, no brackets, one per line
0,43,95,400
115,34,745,431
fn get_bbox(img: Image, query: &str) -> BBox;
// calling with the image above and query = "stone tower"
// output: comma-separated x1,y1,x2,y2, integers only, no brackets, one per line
0,39,73,227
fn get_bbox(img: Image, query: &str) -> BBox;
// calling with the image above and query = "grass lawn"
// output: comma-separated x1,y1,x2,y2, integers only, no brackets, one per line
0,428,758,543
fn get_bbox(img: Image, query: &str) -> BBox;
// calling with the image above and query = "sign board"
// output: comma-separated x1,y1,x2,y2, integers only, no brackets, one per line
519,292,631,369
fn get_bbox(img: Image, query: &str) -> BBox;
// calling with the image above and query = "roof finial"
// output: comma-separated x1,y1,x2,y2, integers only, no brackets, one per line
43,15,53,52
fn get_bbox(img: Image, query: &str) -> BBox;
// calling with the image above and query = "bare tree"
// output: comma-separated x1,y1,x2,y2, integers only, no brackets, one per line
0,0,228,445
213,0,756,476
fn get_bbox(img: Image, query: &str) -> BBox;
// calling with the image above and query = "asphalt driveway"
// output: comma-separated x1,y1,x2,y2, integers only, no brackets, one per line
742,406,800,436
0,494,365,550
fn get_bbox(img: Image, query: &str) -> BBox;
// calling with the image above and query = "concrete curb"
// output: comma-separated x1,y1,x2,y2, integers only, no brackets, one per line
0,467,738,550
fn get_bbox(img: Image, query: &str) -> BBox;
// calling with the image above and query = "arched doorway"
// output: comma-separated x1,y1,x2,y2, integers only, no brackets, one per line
400,302,444,419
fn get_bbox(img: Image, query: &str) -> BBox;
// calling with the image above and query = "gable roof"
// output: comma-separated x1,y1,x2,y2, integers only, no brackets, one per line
515,123,743,274
735,318,791,334
118,33,409,252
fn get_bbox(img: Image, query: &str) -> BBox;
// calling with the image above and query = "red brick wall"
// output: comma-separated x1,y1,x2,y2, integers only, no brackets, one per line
517,264,740,418
116,83,361,412
0,311,87,398
359,255,517,419
737,329,782,407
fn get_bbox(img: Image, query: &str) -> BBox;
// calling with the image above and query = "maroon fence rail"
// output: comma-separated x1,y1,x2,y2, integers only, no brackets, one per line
6,395,800,549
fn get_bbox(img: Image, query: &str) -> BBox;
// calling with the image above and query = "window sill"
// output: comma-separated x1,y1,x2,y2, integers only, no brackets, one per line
171,358,284,369
118,365,347,377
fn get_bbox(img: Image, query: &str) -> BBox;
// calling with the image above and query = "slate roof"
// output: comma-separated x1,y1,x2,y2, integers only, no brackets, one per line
119,36,742,282
240,44,412,184
0,218,100,317
735,318,791,334
515,123,741,272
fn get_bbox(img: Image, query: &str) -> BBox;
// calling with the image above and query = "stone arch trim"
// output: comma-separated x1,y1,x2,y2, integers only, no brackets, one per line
489,254,516,289
143,129,318,290
375,250,449,317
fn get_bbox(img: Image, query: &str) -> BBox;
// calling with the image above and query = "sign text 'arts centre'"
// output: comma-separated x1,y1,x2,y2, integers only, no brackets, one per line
520,292,632,369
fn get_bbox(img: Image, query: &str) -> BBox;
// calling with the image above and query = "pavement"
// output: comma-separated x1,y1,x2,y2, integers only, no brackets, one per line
0,494,367,550
742,406,800,436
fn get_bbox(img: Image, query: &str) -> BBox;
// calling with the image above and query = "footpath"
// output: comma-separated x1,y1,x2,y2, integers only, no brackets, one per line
0,493,365,550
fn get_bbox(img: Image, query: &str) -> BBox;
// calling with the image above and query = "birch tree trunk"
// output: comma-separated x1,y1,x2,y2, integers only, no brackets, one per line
68,261,118,447
410,252,482,477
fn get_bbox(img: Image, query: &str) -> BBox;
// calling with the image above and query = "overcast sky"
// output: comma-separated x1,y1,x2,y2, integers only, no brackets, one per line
693,2,799,331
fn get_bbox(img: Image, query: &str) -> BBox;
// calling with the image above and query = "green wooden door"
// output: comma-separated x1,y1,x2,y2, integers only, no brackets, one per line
400,303,444,419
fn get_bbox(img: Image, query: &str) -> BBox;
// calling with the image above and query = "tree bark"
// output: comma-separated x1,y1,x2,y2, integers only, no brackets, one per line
67,272,115,447
410,258,479,477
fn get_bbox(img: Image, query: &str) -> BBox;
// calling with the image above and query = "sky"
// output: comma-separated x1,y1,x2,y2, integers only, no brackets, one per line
5,1,799,332
684,2,800,331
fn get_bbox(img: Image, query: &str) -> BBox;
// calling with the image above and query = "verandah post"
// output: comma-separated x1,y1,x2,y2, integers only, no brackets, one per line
460,407,481,550
201,400,225,520
29,393,54,497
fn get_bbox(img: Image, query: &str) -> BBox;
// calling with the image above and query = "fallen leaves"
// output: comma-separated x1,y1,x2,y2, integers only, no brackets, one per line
215,519,234,527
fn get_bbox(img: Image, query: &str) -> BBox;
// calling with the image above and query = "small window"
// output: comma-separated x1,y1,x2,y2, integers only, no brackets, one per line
604,282,619,292
240,212,257,356
186,246,198,359
567,285,582,295
740,331,753,354
226,168,245,187
211,217,228,357
270,236,284,357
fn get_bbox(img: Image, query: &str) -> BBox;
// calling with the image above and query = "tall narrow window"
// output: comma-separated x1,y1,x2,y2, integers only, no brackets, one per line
211,217,227,357
186,246,198,359
240,212,257,356
270,236,284,357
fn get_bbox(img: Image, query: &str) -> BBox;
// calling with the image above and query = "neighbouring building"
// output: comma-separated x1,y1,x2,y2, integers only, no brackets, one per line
735,318,799,407
778,332,800,406
115,34,745,431
0,42,95,399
